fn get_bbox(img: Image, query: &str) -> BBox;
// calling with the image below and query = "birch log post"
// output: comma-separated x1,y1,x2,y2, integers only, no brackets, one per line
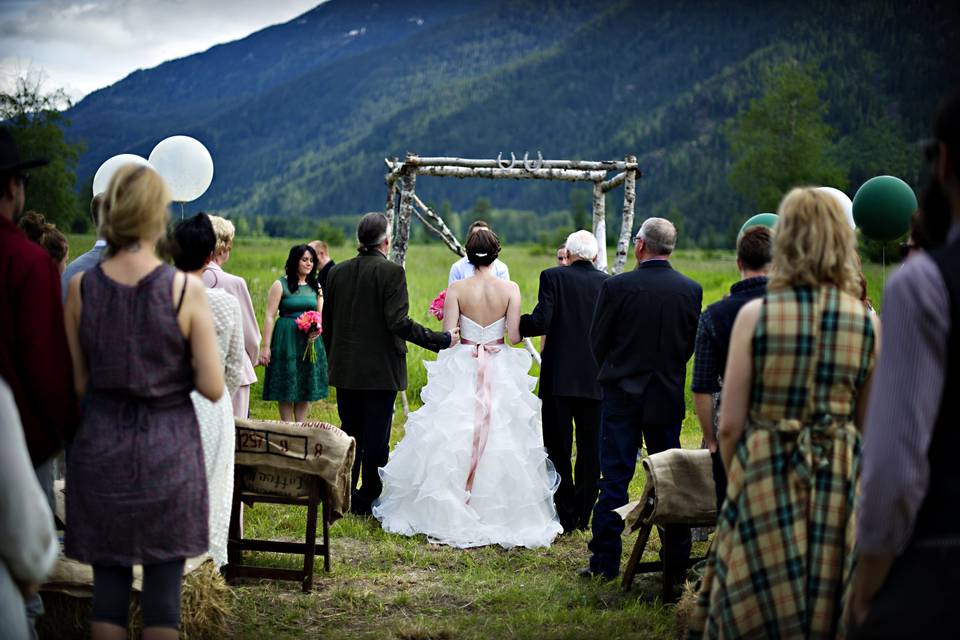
413,166,606,183
390,157,417,267
384,173,398,222
398,156,639,172
411,193,465,257
592,181,608,272
613,155,638,275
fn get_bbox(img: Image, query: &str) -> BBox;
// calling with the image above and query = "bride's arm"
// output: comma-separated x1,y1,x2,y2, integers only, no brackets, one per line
442,285,460,336
505,282,522,345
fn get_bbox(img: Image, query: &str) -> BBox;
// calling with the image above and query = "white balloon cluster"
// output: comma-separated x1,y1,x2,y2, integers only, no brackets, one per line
91,136,214,204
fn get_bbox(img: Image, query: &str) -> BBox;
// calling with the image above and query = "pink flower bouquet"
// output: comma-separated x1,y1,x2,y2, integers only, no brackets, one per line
295,310,323,363
428,289,446,321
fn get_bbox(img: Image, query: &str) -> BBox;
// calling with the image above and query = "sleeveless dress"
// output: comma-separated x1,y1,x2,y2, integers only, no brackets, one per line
373,316,563,549
688,285,875,639
191,288,243,567
66,263,208,565
262,279,329,402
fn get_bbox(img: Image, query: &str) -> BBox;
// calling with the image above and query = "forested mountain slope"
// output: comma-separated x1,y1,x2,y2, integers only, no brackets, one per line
65,0,959,245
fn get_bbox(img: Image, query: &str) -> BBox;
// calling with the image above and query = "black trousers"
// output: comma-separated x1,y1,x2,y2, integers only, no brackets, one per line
541,394,601,531
851,546,960,639
336,388,397,514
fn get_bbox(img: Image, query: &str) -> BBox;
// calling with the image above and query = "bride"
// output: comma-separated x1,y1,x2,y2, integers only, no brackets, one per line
373,228,563,549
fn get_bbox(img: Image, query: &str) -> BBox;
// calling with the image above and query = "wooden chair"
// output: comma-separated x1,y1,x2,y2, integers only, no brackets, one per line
618,448,717,601
225,467,331,593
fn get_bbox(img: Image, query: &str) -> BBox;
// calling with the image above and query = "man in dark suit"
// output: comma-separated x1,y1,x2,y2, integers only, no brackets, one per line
582,217,702,586
520,230,609,533
323,212,458,515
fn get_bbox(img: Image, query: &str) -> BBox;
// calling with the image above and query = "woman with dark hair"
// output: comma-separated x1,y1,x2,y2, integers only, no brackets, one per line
172,213,243,568
258,244,328,421
18,210,68,272
374,227,563,549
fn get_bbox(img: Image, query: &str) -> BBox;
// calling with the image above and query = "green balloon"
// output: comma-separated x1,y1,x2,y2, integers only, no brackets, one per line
853,176,917,241
739,213,778,236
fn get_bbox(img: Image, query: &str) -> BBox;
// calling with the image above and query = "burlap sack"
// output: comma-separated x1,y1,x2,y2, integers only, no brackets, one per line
234,418,355,520
617,448,717,533
42,554,209,597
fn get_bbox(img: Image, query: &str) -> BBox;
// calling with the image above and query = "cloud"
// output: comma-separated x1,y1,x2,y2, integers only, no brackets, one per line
0,0,321,100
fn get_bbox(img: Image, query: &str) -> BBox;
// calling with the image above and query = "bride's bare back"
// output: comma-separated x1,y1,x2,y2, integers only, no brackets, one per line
442,268,522,344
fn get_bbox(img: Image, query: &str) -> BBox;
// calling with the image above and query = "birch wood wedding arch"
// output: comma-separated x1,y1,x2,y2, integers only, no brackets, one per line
383,152,641,275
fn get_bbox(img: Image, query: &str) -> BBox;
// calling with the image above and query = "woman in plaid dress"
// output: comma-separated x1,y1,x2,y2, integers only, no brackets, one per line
688,187,880,639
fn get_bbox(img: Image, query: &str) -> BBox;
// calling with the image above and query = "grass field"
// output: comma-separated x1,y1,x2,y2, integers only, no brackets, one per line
66,234,889,639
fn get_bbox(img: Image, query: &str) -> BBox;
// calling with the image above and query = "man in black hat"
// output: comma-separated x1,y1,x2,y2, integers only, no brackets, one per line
323,212,458,515
0,127,78,635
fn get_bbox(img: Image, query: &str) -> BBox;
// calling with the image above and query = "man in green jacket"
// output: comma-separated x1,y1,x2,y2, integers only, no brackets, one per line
323,212,458,515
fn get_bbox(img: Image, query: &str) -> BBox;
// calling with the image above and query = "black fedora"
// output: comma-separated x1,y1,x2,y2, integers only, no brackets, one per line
0,127,49,174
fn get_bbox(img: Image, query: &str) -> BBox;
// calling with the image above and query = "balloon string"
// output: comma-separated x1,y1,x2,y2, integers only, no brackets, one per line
882,245,886,295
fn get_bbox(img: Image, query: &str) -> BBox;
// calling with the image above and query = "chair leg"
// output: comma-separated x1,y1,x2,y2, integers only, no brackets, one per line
322,495,331,572
661,531,674,603
621,522,653,590
226,468,244,581
301,478,320,593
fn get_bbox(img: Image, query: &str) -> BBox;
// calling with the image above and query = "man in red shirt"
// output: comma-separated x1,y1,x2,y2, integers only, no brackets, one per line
0,127,79,466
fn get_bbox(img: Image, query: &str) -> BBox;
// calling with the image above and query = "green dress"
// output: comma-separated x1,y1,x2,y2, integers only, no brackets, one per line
262,279,329,402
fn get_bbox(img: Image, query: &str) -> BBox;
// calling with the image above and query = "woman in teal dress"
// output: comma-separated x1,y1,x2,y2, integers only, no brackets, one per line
259,244,329,421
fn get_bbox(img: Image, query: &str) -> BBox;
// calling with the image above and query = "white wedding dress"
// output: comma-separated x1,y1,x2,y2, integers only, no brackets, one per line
373,316,563,549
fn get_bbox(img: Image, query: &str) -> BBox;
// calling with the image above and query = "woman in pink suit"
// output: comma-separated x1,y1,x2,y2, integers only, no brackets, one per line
201,214,261,418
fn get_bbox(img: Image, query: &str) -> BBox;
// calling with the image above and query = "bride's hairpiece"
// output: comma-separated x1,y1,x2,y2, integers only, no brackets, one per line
473,252,488,257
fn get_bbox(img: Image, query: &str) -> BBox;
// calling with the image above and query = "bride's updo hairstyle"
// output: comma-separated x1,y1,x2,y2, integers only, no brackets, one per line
466,227,500,267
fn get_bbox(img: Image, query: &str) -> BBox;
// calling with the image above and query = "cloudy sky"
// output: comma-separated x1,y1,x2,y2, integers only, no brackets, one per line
0,0,322,102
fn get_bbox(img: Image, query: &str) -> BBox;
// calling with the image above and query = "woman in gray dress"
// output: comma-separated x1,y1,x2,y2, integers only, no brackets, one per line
63,164,224,640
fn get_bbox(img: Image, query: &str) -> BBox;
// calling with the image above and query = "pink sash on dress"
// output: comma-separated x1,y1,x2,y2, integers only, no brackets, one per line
461,337,504,502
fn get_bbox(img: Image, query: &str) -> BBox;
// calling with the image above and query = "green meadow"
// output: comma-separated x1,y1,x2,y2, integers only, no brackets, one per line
66,234,889,639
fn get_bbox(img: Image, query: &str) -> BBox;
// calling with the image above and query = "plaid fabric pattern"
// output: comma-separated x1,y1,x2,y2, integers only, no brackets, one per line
688,286,875,639
692,310,722,394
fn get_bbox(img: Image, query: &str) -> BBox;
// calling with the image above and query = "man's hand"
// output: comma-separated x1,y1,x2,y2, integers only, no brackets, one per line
448,327,461,346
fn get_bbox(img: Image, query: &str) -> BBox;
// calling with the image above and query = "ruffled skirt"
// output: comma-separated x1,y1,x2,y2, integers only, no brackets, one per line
373,344,562,549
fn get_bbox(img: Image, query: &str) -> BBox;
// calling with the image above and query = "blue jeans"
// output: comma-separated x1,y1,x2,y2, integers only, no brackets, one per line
588,386,691,578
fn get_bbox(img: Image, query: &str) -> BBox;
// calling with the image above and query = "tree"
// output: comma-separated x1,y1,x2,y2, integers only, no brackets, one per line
315,220,346,247
569,188,590,231
725,62,847,212
470,197,492,219
0,74,85,229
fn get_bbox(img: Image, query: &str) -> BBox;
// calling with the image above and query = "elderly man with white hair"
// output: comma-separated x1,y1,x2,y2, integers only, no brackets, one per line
520,229,609,533
581,217,701,592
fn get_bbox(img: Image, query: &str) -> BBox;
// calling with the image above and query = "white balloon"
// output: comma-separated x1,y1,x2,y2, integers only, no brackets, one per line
816,186,855,229
148,136,214,202
92,154,153,196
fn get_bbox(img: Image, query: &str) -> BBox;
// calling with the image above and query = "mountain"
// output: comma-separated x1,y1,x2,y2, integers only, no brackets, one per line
64,0,960,246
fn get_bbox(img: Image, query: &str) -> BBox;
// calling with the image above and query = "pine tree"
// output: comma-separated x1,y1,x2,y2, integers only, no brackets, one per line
725,61,848,212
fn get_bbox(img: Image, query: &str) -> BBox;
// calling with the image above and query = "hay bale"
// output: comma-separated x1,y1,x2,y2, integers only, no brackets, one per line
38,560,232,639
673,580,699,639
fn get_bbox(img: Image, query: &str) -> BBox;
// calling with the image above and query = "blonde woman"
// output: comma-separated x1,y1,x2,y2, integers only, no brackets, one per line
63,164,223,640
201,214,261,418
688,188,880,639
